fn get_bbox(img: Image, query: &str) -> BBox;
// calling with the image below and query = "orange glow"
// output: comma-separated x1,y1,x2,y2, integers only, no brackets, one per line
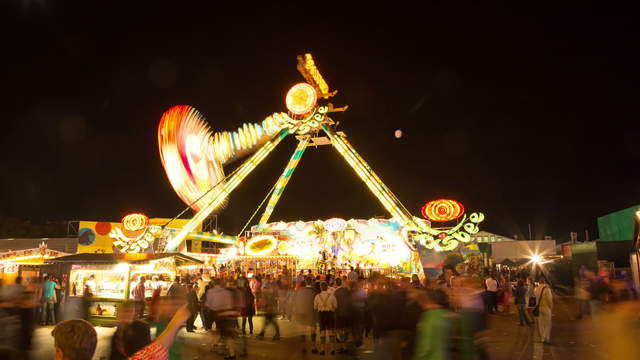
421,199,465,222
286,83,317,115
246,235,277,255
122,213,149,232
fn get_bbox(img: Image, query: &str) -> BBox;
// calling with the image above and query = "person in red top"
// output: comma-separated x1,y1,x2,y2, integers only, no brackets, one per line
129,304,191,360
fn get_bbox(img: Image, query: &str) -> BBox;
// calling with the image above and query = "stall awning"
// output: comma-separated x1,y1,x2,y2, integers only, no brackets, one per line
45,252,203,266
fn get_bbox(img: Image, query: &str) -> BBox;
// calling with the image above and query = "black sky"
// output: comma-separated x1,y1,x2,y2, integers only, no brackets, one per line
1,3,638,241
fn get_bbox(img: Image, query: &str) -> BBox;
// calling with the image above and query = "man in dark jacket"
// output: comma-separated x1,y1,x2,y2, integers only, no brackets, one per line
333,278,352,353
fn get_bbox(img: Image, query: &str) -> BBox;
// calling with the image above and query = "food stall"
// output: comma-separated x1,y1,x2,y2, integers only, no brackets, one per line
0,244,70,284
46,252,202,326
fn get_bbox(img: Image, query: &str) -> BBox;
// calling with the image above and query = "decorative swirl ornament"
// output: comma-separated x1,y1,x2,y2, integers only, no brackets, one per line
411,211,485,251
122,213,149,232
421,199,465,222
283,106,328,135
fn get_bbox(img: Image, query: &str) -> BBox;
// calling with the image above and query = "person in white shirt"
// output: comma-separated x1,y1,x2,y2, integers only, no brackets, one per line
484,273,499,314
347,267,358,283
314,282,338,356
534,278,553,344
205,279,237,358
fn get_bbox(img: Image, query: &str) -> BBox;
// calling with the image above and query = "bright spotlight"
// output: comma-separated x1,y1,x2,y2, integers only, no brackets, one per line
530,254,542,264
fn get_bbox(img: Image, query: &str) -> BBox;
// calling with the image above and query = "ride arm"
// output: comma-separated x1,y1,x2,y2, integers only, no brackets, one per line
321,125,419,230
258,137,310,226
164,128,290,251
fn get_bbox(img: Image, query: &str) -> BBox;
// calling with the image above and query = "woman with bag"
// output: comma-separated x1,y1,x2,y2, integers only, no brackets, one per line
533,278,553,344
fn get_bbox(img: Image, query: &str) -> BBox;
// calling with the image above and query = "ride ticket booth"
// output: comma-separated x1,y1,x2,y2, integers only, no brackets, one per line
46,252,202,326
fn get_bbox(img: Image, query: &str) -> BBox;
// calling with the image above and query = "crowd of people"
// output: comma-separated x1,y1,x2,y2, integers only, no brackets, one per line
99,266,560,360
0,264,637,360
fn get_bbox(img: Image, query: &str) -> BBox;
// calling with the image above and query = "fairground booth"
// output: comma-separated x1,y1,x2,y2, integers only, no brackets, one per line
46,252,202,326
0,239,75,284
55,214,207,325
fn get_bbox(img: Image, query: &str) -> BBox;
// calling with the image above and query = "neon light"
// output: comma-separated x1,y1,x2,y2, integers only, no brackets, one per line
421,199,465,222
286,83,317,115
246,235,277,255
323,125,416,229
110,227,153,253
122,213,149,232
297,54,330,97
187,232,238,245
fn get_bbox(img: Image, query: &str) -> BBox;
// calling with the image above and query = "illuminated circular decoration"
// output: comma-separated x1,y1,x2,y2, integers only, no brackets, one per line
246,235,277,255
277,241,290,255
324,218,347,232
421,199,465,222
285,83,317,115
122,213,149,232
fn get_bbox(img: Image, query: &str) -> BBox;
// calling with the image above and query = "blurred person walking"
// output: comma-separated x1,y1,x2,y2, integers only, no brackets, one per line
154,297,186,360
292,276,319,354
411,289,452,360
575,270,592,319
205,278,238,360
128,304,191,360
16,277,39,357
109,301,136,360
534,278,553,344
457,276,490,360
257,280,281,340
499,274,512,314
350,280,367,350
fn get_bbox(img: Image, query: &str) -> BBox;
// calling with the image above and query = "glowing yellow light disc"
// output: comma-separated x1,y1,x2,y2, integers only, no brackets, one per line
285,83,317,115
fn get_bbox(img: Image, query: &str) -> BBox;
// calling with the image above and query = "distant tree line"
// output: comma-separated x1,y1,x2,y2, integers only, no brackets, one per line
0,217,69,238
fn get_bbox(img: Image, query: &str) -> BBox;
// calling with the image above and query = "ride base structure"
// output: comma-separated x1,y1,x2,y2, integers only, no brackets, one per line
147,54,484,271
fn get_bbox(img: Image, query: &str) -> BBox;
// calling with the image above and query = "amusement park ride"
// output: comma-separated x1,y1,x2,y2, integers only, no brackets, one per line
123,54,485,266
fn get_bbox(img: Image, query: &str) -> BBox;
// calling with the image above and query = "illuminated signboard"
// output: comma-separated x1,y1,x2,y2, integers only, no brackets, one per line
246,235,278,255
122,213,149,231
421,199,465,222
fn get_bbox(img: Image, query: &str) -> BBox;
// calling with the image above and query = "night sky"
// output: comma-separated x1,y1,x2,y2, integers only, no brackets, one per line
2,3,638,241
